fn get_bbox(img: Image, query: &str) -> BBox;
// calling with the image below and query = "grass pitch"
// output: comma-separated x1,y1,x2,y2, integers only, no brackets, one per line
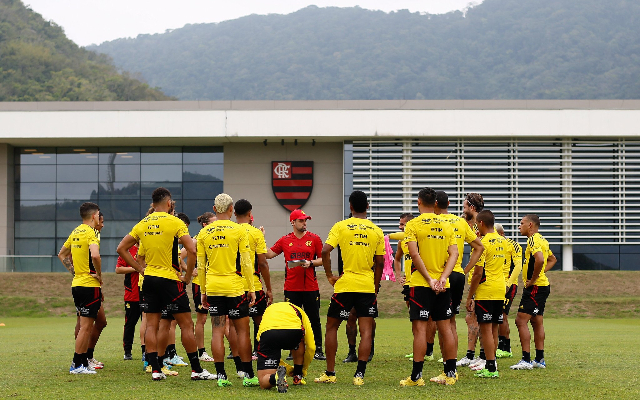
0,317,638,399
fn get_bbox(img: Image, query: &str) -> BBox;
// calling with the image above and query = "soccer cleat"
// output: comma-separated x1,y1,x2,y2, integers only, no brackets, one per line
276,365,289,393
152,371,167,381
456,356,473,366
237,371,246,378
314,350,327,361
532,359,546,369
292,375,306,385
437,358,443,363
404,352,414,358
510,359,533,370
400,376,425,386
429,372,446,383
145,365,152,373
353,372,364,386
437,372,458,386
470,359,486,371
217,378,233,387
314,372,337,383
431,372,458,384
243,376,260,387
496,349,513,358
70,365,97,375
475,368,499,378
124,353,133,361
199,351,215,362
161,366,179,376
343,352,358,363
88,358,103,370
191,369,217,380
425,354,434,361
166,355,188,366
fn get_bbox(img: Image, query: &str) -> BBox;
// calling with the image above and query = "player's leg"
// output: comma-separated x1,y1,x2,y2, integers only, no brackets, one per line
195,312,209,359
464,310,479,363
123,301,140,360
401,287,429,386
229,293,257,385
249,290,268,359
156,317,174,374
72,315,96,373
140,311,147,365
369,318,377,362
343,308,358,362
429,289,457,385
319,316,341,379
144,312,163,374
87,304,107,370
302,290,324,359
425,318,436,361
173,311,213,379
354,316,373,383
283,290,303,360
531,315,546,367
511,311,533,369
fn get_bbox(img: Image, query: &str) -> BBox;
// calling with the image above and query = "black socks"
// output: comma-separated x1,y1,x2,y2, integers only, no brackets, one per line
293,364,303,376
188,351,203,373
411,361,424,381
522,351,531,363
215,362,227,380
426,342,434,357
355,360,367,377
535,349,544,362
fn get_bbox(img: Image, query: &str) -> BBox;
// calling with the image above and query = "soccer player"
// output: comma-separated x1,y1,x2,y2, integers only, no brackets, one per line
315,190,385,386
511,214,557,370
198,193,258,387
256,302,315,392
433,191,484,364
115,239,141,361
234,199,273,357
58,202,102,375
266,209,325,360
495,223,522,358
459,192,485,367
117,187,214,381
465,210,506,378
399,188,458,387
389,213,414,359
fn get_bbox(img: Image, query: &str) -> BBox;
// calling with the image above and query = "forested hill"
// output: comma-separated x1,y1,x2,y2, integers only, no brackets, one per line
90,0,640,100
0,0,173,101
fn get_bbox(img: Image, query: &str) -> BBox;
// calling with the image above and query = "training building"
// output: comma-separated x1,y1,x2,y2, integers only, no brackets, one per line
0,100,639,272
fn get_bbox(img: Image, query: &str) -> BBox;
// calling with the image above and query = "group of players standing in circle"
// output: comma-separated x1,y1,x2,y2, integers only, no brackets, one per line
58,185,555,392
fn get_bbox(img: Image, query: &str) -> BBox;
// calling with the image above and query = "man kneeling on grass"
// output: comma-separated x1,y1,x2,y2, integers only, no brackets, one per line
256,302,315,393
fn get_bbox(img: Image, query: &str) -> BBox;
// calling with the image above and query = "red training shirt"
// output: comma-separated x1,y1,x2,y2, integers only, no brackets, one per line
116,245,140,302
271,231,323,291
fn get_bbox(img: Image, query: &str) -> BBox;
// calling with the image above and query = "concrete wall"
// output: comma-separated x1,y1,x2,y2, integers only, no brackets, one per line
0,144,14,255
223,142,343,270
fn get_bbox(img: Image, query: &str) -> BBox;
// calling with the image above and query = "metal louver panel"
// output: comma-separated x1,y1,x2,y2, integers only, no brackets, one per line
352,139,640,245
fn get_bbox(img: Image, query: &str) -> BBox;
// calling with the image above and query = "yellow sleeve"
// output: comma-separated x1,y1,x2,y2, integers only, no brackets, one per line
530,236,543,255
325,223,340,247
197,234,207,294
463,223,477,244
447,224,456,247
63,235,72,249
375,228,386,256
404,221,417,243
256,231,267,254
88,229,99,246
507,243,523,286
129,223,140,241
388,231,404,240
239,230,254,292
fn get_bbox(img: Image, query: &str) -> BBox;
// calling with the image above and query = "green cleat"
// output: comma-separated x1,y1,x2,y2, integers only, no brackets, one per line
217,378,233,387
496,349,513,358
243,376,260,387
475,369,500,378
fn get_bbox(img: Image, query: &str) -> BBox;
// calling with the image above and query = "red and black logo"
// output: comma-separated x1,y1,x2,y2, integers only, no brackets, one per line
272,161,314,211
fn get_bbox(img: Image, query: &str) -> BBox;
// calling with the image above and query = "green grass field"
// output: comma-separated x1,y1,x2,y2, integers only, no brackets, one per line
0,316,638,399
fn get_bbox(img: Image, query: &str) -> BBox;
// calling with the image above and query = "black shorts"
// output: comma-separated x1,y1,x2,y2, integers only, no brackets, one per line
518,285,550,316
256,329,304,371
161,307,175,320
207,294,249,319
249,290,268,317
141,275,191,315
192,283,208,315
72,287,102,319
327,292,378,320
402,285,410,302
474,300,504,324
504,284,518,315
449,271,465,315
408,286,452,322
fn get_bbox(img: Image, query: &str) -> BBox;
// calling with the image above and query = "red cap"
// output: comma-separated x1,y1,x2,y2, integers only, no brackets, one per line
290,209,312,221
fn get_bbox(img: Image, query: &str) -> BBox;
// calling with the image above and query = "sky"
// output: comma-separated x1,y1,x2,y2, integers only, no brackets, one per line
25,0,482,46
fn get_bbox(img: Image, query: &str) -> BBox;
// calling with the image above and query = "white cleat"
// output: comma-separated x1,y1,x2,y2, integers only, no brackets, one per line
470,359,486,371
152,371,167,380
199,351,215,362
192,369,218,380
456,356,473,366
510,359,534,370
70,365,97,375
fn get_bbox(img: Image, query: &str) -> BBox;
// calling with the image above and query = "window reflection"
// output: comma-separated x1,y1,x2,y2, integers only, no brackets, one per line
183,164,223,182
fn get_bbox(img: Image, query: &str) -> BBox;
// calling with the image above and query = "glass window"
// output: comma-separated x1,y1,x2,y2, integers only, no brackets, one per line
57,221,80,238
183,164,223,182
15,183,56,200
95,220,139,238
620,255,640,270
16,165,56,182
99,148,141,164
183,200,215,229
141,165,182,182
57,183,99,201
16,148,56,165
574,253,619,270
99,164,141,182
15,238,56,256
100,200,142,221
101,255,119,273
57,165,98,182
16,201,56,221
57,148,99,164
98,238,120,256
183,147,223,164
56,200,87,220
183,182,223,200
15,221,56,238
141,147,182,164
141,182,182,198
98,182,141,200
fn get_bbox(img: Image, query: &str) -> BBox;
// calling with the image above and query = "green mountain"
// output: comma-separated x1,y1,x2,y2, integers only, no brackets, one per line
90,0,640,100
0,0,173,101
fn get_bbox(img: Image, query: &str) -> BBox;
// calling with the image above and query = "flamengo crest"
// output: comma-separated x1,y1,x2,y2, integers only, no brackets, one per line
272,161,314,211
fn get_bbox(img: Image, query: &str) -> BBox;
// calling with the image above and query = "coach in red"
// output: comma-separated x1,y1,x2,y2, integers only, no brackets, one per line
267,209,326,360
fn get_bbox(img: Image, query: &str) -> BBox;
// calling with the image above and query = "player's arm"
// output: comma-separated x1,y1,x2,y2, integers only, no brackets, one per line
57,246,74,275
466,261,484,312
117,235,144,274
180,234,196,283
388,231,404,241
265,249,279,259
507,250,523,287
89,243,102,285
258,253,273,305
240,250,256,304
115,254,136,274
197,236,208,308
407,241,437,290
373,254,384,294
463,238,484,274
439,243,459,287
394,243,405,285
321,243,338,286
526,250,545,287
545,252,557,272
